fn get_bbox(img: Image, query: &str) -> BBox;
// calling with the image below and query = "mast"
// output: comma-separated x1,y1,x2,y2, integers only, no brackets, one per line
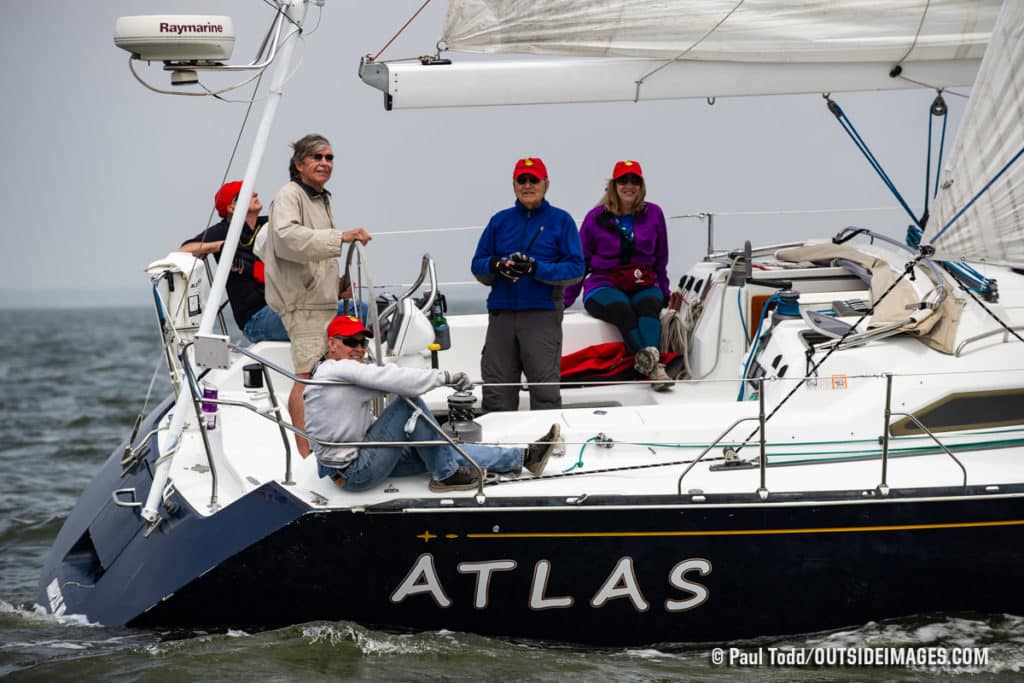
142,0,312,524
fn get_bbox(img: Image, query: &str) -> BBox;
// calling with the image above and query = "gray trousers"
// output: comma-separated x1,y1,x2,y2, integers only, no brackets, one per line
481,309,563,412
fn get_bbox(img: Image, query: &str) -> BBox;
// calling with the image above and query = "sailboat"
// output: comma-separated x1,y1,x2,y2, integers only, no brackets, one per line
37,0,1024,645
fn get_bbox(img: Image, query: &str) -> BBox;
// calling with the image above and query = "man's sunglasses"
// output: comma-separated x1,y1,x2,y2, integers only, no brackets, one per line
615,174,643,186
310,153,335,162
516,174,542,185
333,335,368,348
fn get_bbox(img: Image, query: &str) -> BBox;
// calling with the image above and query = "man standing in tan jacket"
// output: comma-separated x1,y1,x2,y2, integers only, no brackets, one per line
263,133,372,457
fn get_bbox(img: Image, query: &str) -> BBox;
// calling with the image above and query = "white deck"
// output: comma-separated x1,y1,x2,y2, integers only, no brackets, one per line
159,244,1024,517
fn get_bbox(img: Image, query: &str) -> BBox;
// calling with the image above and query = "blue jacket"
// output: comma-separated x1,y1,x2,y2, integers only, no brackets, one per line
471,199,584,311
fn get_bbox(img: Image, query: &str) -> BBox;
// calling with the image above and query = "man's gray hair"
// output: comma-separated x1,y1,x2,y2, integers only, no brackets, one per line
289,133,332,180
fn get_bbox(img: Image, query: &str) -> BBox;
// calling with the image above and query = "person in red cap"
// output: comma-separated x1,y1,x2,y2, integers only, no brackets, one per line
261,133,374,458
563,160,673,390
470,157,584,412
180,181,282,341
302,316,562,492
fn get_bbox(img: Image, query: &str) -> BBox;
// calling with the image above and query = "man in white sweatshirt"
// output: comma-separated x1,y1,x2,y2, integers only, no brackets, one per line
304,315,560,492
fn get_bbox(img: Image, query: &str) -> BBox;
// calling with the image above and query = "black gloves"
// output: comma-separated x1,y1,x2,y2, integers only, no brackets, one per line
506,252,537,277
491,256,523,282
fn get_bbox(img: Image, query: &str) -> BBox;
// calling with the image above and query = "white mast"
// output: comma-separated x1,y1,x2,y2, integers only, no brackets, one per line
142,0,312,524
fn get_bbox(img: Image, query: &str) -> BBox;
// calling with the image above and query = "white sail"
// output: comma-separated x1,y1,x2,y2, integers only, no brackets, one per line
925,1,1024,266
442,0,996,62
361,0,998,109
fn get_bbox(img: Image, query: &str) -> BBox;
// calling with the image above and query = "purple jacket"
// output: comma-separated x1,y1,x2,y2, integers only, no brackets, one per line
564,201,670,307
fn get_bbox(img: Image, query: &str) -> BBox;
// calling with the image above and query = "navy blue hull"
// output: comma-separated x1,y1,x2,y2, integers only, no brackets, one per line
129,487,1024,645
38,398,1024,644
36,398,308,627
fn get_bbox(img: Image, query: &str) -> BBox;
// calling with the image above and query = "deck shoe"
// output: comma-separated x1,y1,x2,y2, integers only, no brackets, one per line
633,346,659,376
429,465,483,492
649,363,673,392
524,423,561,477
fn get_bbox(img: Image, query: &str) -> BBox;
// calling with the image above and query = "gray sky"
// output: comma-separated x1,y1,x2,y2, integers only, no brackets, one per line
0,1,967,305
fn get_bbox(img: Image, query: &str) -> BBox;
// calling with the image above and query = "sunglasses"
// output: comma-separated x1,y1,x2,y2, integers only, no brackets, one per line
615,174,643,186
516,174,543,185
310,153,335,162
334,335,368,348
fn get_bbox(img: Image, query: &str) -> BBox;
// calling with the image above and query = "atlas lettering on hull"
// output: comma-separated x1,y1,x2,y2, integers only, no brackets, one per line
390,554,712,613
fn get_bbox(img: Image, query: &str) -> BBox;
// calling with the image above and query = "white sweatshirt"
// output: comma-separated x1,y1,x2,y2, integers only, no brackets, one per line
303,359,446,468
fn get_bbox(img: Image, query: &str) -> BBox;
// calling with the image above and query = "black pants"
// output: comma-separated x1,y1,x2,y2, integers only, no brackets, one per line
481,309,563,412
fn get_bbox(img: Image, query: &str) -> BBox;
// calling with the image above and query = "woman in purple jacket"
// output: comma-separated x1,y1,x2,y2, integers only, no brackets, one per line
564,160,672,390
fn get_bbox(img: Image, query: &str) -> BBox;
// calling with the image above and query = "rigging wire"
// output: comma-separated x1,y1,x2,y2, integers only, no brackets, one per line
929,143,1024,244
175,67,268,329
921,90,948,224
892,0,932,68
952,274,1024,345
731,257,924,456
371,0,434,62
633,0,745,102
824,94,920,227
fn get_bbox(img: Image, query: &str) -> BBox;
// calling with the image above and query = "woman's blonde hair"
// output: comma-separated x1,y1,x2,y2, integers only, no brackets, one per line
599,177,646,216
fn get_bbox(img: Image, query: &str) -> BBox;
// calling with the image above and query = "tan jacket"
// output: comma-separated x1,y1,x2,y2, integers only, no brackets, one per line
264,181,344,314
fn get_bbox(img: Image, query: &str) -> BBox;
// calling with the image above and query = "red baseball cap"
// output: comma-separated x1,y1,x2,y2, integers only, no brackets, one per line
214,180,243,218
612,160,643,179
327,315,373,339
513,157,548,181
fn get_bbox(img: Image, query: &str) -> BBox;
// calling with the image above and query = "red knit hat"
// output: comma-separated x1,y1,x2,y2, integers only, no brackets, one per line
327,315,373,339
513,157,548,180
612,160,643,179
214,180,243,218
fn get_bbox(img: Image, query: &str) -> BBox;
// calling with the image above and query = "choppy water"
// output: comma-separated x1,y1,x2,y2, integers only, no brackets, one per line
1,308,1021,681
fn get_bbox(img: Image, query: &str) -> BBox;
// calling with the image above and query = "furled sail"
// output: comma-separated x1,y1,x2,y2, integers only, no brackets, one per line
925,1,1024,266
442,0,997,63
361,0,999,109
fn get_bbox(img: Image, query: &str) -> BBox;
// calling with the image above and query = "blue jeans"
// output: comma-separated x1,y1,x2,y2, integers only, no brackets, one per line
243,300,369,344
338,397,524,492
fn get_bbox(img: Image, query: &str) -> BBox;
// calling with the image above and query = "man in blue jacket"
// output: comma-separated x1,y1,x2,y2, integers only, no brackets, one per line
471,157,584,412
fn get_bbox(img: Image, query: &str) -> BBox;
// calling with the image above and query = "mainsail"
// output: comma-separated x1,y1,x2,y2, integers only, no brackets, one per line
361,1,998,108
925,0,1024,266
442,0,996,63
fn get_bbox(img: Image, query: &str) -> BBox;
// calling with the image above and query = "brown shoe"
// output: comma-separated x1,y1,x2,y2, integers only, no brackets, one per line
429,465,483,492
649,363,673,392
633,346,659,376
524,423,560,477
